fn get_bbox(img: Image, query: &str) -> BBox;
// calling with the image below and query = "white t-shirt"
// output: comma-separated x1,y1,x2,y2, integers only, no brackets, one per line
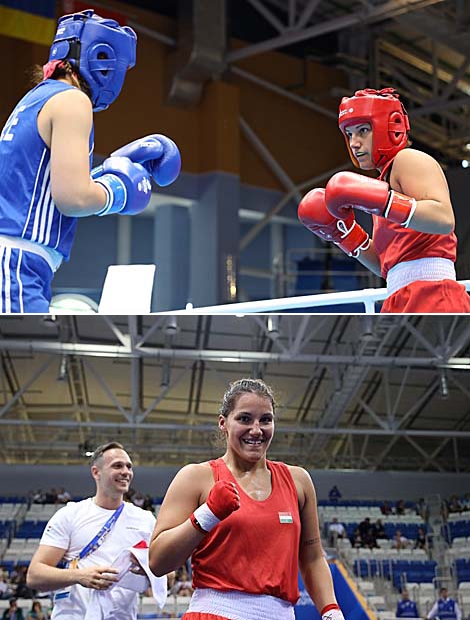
328,522,346,536
40,498,156,620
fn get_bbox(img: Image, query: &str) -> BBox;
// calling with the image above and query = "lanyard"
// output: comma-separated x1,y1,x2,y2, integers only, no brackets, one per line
68,502,125,568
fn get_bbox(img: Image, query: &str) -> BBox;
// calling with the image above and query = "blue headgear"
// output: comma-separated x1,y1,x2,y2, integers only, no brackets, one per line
48,9,137,112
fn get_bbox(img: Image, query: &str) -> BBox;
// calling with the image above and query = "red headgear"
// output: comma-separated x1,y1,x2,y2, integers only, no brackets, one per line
338,88,410,169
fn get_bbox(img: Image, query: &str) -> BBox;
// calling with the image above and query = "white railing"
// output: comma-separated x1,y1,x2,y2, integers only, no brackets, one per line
172,280,470,314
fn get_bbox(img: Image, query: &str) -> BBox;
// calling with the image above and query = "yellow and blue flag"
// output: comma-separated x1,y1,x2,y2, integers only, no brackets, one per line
0,0,56,46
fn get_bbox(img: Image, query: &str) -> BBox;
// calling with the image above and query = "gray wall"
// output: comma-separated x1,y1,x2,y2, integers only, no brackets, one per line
1,465,468,503
309,469,470,502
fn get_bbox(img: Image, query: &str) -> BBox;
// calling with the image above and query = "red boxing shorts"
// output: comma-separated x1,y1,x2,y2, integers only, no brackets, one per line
381,279,470,313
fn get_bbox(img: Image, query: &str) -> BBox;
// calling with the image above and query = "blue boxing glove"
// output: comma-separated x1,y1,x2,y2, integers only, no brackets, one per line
92,156,153,216
111,134,181,187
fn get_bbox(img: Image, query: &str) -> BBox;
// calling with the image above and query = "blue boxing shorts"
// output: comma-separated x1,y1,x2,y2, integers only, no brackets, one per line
0,245,52,313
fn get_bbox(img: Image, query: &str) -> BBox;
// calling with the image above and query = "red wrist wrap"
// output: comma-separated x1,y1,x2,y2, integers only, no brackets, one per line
321,604,340,615
385,191,416,227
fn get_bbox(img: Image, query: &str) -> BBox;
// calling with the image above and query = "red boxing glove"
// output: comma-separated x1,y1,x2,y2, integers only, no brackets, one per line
325,171,417,228
298,188,370,258
190,481,240,534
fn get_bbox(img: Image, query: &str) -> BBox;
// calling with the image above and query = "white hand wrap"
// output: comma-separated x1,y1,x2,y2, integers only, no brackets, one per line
322,605,345,620
191,503,221,533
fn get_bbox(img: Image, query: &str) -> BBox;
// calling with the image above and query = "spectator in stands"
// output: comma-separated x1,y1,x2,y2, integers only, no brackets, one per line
460,493,470,512
392,529,409,550
441,498,450,522
373,518,387,540
447,495,463,514
124,486,136,503
0,574,14,600
44,489,57,504
358,516,372,541
2,598,24,620
414,526,427,551
396,499,406,515
380,500,393,516
11,567,33,599
415,497,429,520
362,526,379,549
350,527,363,548
8,569,19,587
426,587,461,620
55,488,71,504
26,601,46,620
142,494,155,513
132,491,145,508
171,566,193,597
26,442,167,620
396,589,419,618
166,570,175,594
327,517,347,546
328,485,342,503
32,490,46,505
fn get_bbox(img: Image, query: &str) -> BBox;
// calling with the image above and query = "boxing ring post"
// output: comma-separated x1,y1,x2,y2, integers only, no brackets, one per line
168,280,470,314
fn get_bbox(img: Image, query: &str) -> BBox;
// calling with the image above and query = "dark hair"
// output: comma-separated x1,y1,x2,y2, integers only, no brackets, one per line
28,61,92,101
219,378,276,417
91,442,126,467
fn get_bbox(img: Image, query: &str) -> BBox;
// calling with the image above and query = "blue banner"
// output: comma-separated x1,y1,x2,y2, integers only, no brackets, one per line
295,561,373,620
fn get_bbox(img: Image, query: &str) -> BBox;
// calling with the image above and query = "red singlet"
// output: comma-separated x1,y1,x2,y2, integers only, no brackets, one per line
191,458,301,605
373,217,457,280
372,162,470,313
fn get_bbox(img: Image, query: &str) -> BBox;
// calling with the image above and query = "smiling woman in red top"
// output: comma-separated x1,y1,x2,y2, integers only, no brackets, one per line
149,378,344,620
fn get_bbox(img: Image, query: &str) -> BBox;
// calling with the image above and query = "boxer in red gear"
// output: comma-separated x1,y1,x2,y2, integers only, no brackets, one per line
300,87,470,313
148,378,345,620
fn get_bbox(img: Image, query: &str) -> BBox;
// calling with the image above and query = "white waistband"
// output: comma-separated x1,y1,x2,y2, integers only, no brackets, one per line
188,588,295,620
386,257,456,297
0,235,63,272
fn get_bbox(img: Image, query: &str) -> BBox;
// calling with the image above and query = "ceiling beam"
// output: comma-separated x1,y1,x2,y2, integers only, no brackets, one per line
228,0,446,62
0,417,469,438
0,338,468,369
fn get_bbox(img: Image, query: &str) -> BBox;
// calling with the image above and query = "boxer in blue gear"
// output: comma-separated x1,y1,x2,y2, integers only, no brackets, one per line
0,9,181,313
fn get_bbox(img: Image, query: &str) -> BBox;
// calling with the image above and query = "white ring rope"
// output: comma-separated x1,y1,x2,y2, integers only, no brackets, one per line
167,280,470,315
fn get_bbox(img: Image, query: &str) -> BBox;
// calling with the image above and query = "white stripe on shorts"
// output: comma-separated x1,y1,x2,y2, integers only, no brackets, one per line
4,246,11,313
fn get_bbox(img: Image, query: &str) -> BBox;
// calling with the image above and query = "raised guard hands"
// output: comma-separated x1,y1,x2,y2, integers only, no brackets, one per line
92,156,152,216
112,134,181,187
298,187,370,258
325,171,417,228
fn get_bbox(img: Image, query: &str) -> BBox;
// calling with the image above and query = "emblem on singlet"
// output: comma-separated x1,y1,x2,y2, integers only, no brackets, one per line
278,512,293,523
